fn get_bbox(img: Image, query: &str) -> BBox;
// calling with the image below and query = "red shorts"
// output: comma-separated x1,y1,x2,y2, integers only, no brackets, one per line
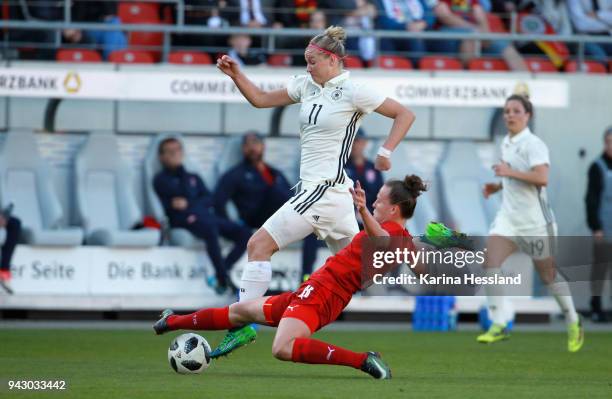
263,280,348,333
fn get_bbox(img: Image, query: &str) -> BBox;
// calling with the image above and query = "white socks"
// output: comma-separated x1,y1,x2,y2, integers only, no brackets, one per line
547,273,579,325
484,268,508,326
239,261,272,302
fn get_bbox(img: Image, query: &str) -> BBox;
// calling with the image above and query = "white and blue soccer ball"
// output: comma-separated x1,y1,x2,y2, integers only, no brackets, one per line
168,333,212,374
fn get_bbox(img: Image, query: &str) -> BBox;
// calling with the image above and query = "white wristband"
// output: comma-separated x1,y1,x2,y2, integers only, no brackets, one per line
377,146,392,158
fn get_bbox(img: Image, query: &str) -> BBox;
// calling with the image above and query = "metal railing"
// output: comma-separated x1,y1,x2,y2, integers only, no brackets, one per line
1,12,611,65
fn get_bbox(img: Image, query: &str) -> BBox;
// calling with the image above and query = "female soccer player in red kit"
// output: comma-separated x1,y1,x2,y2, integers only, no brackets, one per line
154,175,427,379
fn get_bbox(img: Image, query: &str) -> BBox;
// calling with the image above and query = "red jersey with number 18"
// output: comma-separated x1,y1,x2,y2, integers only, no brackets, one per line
308,221,414,303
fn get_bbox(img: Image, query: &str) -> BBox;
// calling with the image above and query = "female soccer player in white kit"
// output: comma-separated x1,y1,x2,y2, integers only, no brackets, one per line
211,26,415,357
478,94,584,352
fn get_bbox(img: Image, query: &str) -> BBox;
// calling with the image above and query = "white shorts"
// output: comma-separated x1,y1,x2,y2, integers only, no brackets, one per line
489,214,557,260
262,180,359,250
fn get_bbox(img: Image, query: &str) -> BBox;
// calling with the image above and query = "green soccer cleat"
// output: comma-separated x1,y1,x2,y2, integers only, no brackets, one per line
152,309,174,335
567,318,584,353
420,222,475,250
210,324,257,358
360,352,392,380
477,323,510,344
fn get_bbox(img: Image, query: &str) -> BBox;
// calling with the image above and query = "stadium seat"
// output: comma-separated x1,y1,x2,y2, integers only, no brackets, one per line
436,141,500,236
468,58,509,72
0,131,83,245
129,31,163,57
343,55,364,69
419,56,463,71
525,57,557,73
377,55,412,70
168,51,212,65
565,60,607,74
56,49,102,63
143,134,205,247
108,49,155,64
75,132,160,247
118,2,160,24
267,54,292,67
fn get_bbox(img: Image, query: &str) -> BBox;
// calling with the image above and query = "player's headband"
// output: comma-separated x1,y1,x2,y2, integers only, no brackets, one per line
307,43,344,60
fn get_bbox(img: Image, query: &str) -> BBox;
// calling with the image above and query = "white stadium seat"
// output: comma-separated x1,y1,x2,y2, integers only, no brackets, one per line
0,131,83,245
75,132,160,247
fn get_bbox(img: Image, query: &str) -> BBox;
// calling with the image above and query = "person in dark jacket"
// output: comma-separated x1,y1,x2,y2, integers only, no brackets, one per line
0,204,21,295
345,129,384,219
154,137,250,294
585,126,612,322
214,132,320,281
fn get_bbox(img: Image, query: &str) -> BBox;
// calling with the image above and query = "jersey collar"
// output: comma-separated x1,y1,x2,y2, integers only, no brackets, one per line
308,71,350,89
506,127,532,144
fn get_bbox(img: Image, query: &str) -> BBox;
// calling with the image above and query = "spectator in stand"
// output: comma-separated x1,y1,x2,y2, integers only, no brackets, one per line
374,0,437,63
522,1,610,66
345,129,384,220
344,0,378,63
273,0,317,28
430,0,529,70
489,0,521,13
272,1,350,65
224,0,276,27
214,132,321,281
567,0,612,62
3,0,61,59
154,138,250,294
585,127,612,323
228,34,267,66
0,206,21,295
174,1,229,51
64,1,127,60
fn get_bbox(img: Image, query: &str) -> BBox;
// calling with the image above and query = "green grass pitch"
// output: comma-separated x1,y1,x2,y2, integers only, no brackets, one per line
1,328,611,398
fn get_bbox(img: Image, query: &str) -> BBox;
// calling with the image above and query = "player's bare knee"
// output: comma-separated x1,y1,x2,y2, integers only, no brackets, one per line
271,339,292,361
247,232,276,260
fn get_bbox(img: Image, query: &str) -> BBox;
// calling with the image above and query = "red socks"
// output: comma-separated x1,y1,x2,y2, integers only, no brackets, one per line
167,307,234,331
291,337,367,369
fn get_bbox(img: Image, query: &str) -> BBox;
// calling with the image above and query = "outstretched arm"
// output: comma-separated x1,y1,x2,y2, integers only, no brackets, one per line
217,55,295,108
373,98,415,171
349,181,389,238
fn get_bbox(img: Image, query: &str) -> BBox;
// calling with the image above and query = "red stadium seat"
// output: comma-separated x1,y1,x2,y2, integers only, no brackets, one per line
109,50,155,64
486,13,508,33
118,2,160,24
129,31,163,55
525,57,557,73
267,53,292,67
377,55,412,70
565,60,607,74
343,55,364,69
419,56,463,71
56,49,102,63
168,51,212,65
468,58,509,71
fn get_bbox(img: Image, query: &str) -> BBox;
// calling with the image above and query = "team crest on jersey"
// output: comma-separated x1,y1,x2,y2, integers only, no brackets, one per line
331,89,343,101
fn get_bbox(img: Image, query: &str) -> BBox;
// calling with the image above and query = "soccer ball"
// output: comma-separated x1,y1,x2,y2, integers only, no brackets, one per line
167,333,212,374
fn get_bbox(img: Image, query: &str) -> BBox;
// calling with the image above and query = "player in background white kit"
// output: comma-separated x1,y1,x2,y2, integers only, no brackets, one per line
210,26,416,357
478,95,584,352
